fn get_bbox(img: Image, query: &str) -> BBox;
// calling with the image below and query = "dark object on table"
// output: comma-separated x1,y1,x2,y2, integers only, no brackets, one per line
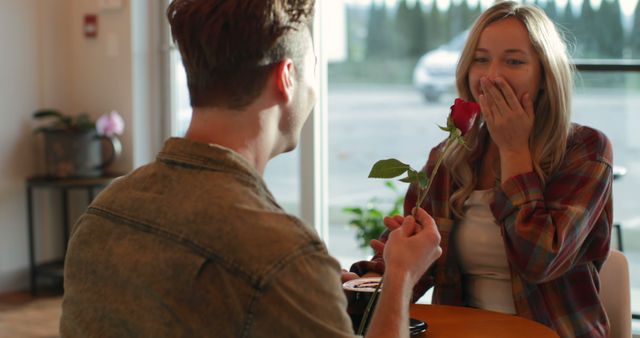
344,278,428,335
410,318,428,336
344,278,381,332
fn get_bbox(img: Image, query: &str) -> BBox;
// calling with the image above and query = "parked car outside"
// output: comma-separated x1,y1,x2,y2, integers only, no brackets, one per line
412,30,469,102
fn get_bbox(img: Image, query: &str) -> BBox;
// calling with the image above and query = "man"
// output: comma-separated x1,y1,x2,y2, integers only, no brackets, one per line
60,1,441,337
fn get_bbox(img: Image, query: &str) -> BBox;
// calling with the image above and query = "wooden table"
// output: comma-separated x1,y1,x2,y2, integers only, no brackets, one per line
409,304,559,338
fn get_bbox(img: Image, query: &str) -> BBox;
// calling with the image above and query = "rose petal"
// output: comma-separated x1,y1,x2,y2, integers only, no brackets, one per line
450,98,480,136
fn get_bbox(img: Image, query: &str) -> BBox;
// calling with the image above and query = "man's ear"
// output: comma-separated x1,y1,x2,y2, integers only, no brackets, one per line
275,59,295,103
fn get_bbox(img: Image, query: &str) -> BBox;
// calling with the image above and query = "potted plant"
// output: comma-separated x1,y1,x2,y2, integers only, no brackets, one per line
342,181,404,253
33,109,124,178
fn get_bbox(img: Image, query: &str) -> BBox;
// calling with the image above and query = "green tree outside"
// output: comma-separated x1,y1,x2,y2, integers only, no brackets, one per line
597,0,624,58
631,0,640,57
365,2,394,60
409,1,428,58
393,0,413,57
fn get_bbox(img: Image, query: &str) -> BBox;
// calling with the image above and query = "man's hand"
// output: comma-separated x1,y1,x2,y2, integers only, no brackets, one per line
364,207,441,338
382,208,441,285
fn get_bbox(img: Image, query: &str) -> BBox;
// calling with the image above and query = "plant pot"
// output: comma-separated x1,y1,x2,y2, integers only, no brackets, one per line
42,129,122,178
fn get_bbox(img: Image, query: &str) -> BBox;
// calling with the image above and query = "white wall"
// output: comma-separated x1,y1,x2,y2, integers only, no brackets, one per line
0,0,158,293
68,0,135,174
0,0,41,292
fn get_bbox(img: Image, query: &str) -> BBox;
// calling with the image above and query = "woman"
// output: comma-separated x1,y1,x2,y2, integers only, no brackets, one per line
352,2,613,337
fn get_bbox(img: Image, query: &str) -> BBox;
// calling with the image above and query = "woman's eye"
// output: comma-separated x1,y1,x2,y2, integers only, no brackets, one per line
507,59,525,65
473,57,488,63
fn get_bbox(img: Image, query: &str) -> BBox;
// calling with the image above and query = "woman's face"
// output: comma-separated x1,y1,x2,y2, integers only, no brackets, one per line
468,17,542,106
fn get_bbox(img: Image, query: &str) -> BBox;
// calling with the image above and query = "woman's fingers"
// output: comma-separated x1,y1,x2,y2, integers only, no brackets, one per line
495,77,520,111
370,239,385,255
479,93,495,132
481,77,505,114
383,215,404,231
341,269,359,283
522,92,534,119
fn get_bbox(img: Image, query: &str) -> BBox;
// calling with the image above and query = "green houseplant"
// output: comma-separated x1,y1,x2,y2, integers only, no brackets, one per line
32,109,123,178
342,181,404,252
33,110,96,133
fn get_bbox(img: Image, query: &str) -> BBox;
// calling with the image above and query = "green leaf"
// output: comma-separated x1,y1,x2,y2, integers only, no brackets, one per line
32,109,73,129
417,171,429,189
351,220,365,228
447,115,454,129
438,124,450,133
33,109,64,120
342,207,363,215
368,159,411,179
384,180,397,192
369,209,383,218
399,169,420,184
399,176,412,183
75,113,96,131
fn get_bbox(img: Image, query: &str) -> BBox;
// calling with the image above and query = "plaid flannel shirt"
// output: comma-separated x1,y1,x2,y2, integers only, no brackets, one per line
352,124,613,338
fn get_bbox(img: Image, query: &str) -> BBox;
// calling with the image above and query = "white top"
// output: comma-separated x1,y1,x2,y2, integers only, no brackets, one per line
455,189,516,314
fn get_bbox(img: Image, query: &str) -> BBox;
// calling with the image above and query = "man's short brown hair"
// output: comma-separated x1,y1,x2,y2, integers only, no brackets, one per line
167,0,315,109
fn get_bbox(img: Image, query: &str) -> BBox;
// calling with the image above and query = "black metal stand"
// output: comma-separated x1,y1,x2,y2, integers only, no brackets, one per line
26,175,119,295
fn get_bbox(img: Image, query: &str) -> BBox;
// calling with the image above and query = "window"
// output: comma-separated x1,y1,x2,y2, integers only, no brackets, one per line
321,0,640,319
325,0,484,276
163,0,640,326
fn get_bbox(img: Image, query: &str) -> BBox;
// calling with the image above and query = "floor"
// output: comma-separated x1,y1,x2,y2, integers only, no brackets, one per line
2,290,639,338
0,290,62,338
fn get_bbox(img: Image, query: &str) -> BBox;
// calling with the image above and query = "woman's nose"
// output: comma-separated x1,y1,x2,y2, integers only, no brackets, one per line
486,61,500,79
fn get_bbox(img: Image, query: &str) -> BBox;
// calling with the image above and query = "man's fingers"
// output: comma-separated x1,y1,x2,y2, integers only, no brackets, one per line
401,215,417,236
413,207,435,229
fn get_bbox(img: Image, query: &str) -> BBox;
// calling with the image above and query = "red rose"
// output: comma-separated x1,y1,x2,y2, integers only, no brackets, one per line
369,97,481,233
450,98,480,136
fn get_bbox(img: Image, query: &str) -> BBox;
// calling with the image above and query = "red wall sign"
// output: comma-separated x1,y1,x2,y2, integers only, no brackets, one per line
84,14,98,38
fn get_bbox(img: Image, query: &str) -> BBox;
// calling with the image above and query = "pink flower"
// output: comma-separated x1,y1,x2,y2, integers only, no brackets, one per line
96,110,124,136
450,98,480,136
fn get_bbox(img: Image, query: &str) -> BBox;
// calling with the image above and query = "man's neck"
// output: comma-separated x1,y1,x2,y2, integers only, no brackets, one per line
184,103,283,176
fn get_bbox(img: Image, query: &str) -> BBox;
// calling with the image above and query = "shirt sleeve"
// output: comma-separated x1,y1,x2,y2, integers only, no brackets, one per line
249,249,359,338
491,131,613,283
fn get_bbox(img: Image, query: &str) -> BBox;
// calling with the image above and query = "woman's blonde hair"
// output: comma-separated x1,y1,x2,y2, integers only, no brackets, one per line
447,1,573,218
